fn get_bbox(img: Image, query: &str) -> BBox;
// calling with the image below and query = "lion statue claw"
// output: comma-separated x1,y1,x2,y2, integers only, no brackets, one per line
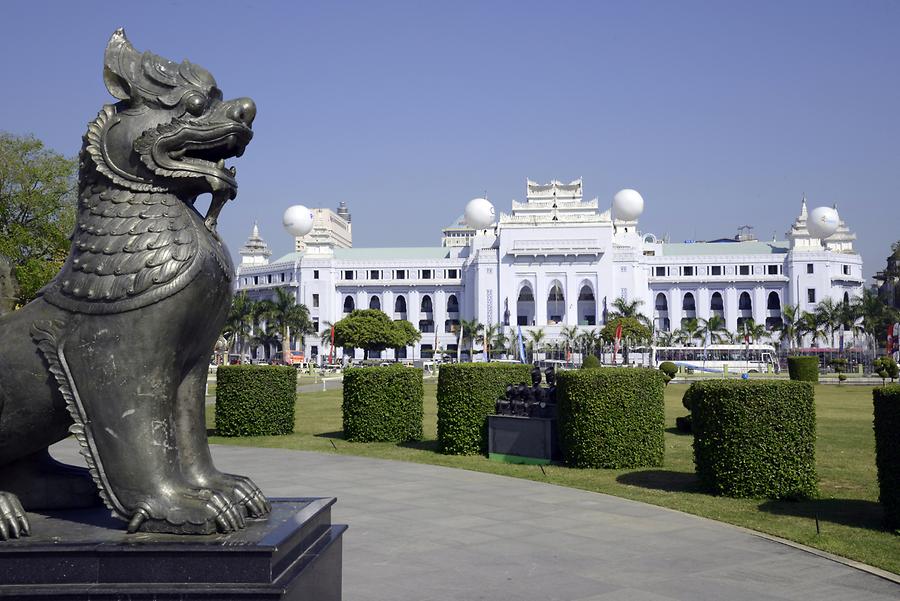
0,29,270,538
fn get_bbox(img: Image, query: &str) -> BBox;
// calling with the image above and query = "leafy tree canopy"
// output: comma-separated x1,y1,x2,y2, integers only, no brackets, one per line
0,132,77,306
600,316,651,343
333,309,421,356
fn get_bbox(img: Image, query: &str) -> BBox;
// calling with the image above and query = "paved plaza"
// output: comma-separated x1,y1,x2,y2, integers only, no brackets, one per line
52,441,899,601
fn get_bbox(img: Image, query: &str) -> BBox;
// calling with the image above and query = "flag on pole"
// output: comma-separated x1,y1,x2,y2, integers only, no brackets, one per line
328,325,335,365
613,323,623,365
517,325,527,363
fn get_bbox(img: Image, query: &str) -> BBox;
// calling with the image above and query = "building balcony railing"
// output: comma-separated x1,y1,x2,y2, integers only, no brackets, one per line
648,274,789,283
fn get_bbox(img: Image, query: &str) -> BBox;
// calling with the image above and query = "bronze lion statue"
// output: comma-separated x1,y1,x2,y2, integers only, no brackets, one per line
0,29,270,538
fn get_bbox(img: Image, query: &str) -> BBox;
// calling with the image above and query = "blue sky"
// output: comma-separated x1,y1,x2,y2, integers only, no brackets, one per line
2,1,897,278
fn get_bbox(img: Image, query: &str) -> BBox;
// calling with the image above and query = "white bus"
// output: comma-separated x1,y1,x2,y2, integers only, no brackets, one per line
652,344,778,374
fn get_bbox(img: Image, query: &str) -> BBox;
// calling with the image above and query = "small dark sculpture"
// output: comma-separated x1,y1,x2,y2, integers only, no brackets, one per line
495,366,557,419
0,30,270,539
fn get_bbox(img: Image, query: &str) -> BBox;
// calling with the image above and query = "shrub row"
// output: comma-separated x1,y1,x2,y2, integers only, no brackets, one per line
687,380,818,499
342,365,423,442
215,365,297,436
787,356,819,382
873,385,900,530
556,368,666,469
437,363,531,454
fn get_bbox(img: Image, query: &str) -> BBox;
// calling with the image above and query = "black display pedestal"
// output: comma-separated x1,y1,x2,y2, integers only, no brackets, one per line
488,415,561,464
0,498,346,600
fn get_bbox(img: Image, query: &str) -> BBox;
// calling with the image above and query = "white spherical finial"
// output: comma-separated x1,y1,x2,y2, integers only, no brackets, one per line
612,189,644,221
283,205,314,237
807,206,839,240
464,197,495,229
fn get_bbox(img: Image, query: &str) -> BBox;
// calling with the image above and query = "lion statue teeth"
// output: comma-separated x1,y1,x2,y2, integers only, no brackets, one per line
0,29,270,538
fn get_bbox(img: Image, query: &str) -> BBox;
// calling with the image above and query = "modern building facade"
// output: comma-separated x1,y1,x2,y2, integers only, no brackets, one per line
236,179,865,361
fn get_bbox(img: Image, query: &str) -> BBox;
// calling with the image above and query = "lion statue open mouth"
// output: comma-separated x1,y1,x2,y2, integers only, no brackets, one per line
0,29,270,537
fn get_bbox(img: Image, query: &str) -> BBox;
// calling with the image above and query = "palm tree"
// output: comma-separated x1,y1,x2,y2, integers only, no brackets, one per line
609,297,651,328
740,318,769,344
814,298,841,348
221,292,256,359
560,325,580,361
697,315,727,345
655,330,676,347
676,318,701,346
482,323,501,359
527,327,546,362
459,318,484,361
319,320,336,363
250,323,280,361
799,311,826,347
256,287,314,363
774,304,803,350
489,327,511,360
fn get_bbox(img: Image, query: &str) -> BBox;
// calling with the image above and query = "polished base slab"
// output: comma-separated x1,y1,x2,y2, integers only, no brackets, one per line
488,415,561,464
0,498,346,600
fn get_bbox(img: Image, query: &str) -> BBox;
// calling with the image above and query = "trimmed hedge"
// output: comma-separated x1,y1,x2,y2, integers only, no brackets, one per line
873,385,900,530
437,362,531,454
215,365,297,436
342,365,423,442
556,368,666,468
787,356,819,382
689,380,818,499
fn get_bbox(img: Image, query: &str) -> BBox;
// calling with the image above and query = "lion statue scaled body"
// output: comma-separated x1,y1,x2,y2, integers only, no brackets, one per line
0,30,270,538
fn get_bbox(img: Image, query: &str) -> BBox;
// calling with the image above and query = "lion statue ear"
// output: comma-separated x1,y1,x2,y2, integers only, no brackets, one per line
103,28,137,100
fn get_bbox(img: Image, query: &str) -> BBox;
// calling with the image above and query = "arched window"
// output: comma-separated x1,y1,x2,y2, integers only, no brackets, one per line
683,293,696,312
517,284,535,326
654,293,670,332
843,291,850,305
343,296,355,313
655,293,668,311
447,294,459,313
739,292,752,311
395,295,407,314
547,282,565,324
710,292,724,312
421,295,433,313
578,284,596,326
767,291,781,311
369,296,381,310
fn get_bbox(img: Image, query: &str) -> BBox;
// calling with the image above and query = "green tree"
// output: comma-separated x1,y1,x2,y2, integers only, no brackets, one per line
776,304,804,350
527,327,546,361
609,297,652,328
256,287,314,362
676,318,702,347
601,316,651,364
482,323,501,359
333,309,419,359
814,298,841,348
250,322,280,361
560,325,580,361
697,315,727,345
0,132,78,306
459,318,484,361
740,318,769,344
221,292,256,358
799,311,826,347
391,319,421,353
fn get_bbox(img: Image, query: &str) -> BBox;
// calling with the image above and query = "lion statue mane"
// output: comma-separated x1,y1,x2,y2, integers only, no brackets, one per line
0,29,270,538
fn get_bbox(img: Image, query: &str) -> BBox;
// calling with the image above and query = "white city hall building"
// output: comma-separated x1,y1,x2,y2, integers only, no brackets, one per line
235,179,864,361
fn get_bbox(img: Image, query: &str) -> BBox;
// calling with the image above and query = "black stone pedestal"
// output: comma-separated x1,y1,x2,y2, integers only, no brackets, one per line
0,498,346,600
488,415,561,464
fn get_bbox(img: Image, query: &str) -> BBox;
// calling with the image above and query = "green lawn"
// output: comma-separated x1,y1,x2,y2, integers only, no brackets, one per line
208,382,900,575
